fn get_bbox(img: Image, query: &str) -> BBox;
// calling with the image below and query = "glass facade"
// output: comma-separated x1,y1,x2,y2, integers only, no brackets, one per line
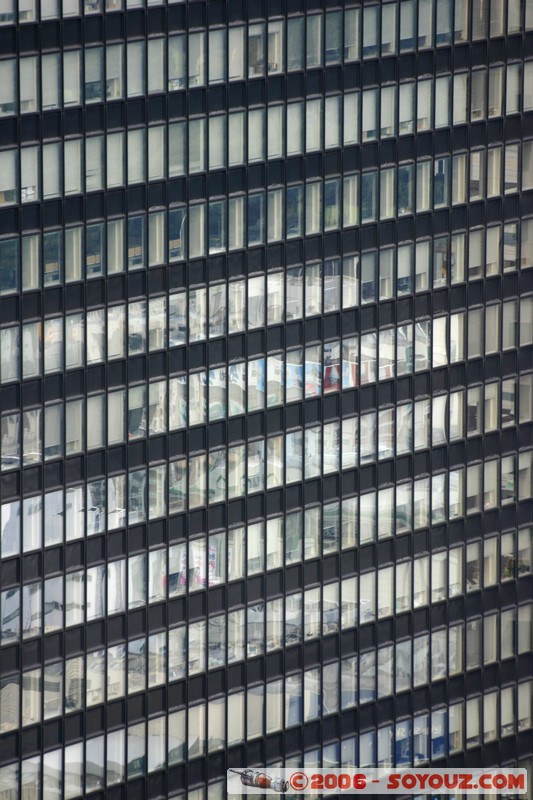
1,0,533,796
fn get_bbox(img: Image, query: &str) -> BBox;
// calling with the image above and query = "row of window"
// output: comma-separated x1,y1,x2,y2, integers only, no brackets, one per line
0,0,187,22
2,31,530,131
1,423,532,549
0,306,467,388
0,0,531,47
1,518,532,630
2,369,532,485
0,216,530,308
0,688,529,798
1,611,532,740
2,297,533,440
2,373,533,484
2,98,532,214
136,96,533,170
2,275,533,389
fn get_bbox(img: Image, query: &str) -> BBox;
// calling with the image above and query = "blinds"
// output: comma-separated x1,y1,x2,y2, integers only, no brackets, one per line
0,150,15,194
399,82,414,130
343,93,359,145
127,129,145,184
306,98,322,151
248,109,264,162
267,105,283,160
267,189,283,242
20,56,37,111
363,5,378,47
436,0,452,38
63,51,80,105
106,44,123,99
168,35,185,88
483,693,497,737
0,0,14,20
380,87,395,135
417,80,431,127
127,41,145,97
85,47,102,90
42,54,59,109
418,0,433,44
148,127,164,180
209,115,226,171
453,73,468,124
188,32,205,87
18,0,34,17
228,197,244,251
228,27,244,80
43,143,60,198
400,0,415,40
0,60,15,108
21,147,38,202
208,29,225,84
106,132,124,188
466,698,481,740
228,112,244,166
362,90,377,138
287,102,303,155
435,77,450,127
85,136,103,191
147,38,164,93
325,95,340,148
397,245,412,281
168,122,185,177
507,63,521,114
247,525,263,560
188,204,205,258
45,405,63,456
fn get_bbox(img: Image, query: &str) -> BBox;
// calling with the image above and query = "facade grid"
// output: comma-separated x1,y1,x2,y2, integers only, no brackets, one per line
1,0,533,797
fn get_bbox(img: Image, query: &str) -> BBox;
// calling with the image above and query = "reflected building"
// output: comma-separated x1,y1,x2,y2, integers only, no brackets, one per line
1,0,533,797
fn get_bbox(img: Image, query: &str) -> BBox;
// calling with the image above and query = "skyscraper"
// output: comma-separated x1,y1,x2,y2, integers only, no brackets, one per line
1,0,533,797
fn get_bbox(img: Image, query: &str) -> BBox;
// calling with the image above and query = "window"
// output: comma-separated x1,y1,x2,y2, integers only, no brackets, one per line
307,14,323,68
248,24,265,77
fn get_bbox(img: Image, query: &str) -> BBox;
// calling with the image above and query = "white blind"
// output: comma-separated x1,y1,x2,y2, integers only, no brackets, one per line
228,112,244,166
43,143,60,198
85,47,101,83
363,5,378,44
399,83,413,125
418,0,433,41
305,98,322,151
362,90,377,134
400,0,415,39
380,87,395,132
453,73,468,123
64,140,82,195
208,29,225,83
20,56,37,107
107,132,123,188
127,41,144,97
42,54,59,109
267,105,283,159
63,51,80,105
209,116,225,170
128,129,145,184
287,102,303,154
0,60,15,105
21,147,38,200
343,93,359,145
397,245,412,279
228,27,244,80
248,109,264,162
0,150,15,193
